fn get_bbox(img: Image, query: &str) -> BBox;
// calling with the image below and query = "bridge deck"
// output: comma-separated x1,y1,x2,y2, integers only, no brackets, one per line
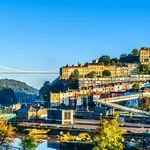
94,100,150,116
97,93,142,102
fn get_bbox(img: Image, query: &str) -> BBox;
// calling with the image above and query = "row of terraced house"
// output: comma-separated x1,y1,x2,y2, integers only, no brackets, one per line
60,47,150,80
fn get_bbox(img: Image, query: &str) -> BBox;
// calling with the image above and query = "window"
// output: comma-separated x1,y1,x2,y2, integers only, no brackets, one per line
64,112,71,119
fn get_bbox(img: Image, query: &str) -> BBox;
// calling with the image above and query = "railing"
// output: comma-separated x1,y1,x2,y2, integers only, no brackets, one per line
97,93,142,102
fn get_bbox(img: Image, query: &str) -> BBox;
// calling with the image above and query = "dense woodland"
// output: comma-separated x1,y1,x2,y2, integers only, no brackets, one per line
0,79,38,94
0,79,38,106
0,88,17,106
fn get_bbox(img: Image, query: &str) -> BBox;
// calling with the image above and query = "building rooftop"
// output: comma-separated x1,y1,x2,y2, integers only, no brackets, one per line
140,47,150,50
18,106,36,113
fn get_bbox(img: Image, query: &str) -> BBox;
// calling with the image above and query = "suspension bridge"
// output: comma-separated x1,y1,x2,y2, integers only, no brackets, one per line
0,65,60,74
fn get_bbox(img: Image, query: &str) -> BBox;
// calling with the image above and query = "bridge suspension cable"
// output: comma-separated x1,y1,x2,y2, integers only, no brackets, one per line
0,65,59,74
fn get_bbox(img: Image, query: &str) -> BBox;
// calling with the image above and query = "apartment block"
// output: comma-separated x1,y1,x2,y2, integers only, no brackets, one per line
79,75,150,89
60,63,138,79
140,47,150,64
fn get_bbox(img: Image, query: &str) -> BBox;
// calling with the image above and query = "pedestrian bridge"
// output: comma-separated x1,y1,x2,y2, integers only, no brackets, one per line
94,92,150,116
96,93,145,103
94,99,150,116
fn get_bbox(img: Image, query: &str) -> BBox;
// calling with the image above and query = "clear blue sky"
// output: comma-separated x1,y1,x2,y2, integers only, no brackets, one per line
0,0,150,89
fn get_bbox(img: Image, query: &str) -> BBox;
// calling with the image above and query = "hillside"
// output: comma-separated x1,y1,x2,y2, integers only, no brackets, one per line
0,88,17,106
0,79,38,104
0,79,38,94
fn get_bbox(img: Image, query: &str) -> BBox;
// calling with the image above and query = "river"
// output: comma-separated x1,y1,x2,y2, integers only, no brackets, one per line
11,138,58,150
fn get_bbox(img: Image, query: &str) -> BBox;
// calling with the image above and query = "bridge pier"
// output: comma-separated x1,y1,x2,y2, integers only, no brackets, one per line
130,112,133,118
108,108,115,116
96,103,101,107
112,108,115,115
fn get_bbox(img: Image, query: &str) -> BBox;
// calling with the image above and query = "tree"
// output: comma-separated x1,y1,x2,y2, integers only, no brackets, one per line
132,48,139,56
99,55,111,65
0,117,15,145
97,75,102,78
120,54,127,58
139,97,150,112
119,49,139,63
67,69,80,89
59,103,66,108
84,62,89,66
57,131,92,142
87,71,97,78
0,88,17,106
0,82,3,91
102,70,111,77
22,136,37,150
132,83,140,90
110,61,115,65
69,69,80,80
137,64,150,74
110,58,118,65
119,54,139,63
93,113,126,150
39,79,65,107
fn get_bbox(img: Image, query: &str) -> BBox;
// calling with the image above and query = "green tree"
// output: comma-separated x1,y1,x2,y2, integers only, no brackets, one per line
120,54,127,58
67,69,80,89
93,113,126,150
39,79,65,106
22,136,37,150
97,75,102,78
0,82,3,91
137,64,150,74
138,97,150,112
110,58,118,65
69,69,80,80
110,61,115,65
132,83,140,90
119,54,139,63
132,48,139,56
99,55,111,65
102,70,111,77
59,103,66,108
0,117,15,145
87,71,97,78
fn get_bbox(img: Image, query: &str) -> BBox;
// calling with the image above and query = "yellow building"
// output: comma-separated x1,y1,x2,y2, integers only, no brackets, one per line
36,107,47,119
50,92,61,106
50,91,73,107
60,63,132,79
50,89,90,106
140,47,150,64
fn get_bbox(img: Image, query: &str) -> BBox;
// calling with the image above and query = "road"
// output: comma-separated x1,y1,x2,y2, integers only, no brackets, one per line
17,119,150,132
